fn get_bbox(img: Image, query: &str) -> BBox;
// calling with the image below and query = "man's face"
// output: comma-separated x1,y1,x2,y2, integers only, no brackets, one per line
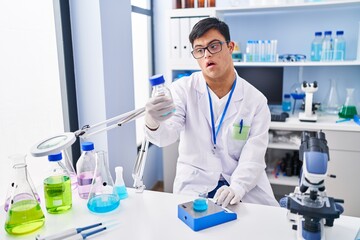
192,29,234,80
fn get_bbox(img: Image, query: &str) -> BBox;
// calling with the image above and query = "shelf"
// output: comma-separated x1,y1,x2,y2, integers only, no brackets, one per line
171,60,360,70
170,8,215,18
171,1,360,17
268,142,299,150
234,60,360,67
267,173,299,187
270,114,360,132
215,0,360,15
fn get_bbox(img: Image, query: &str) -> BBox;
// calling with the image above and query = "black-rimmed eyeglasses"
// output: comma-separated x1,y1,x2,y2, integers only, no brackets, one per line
191,41,228,59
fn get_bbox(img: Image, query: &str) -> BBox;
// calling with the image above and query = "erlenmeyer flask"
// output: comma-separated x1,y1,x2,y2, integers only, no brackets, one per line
339,88,358,118
62,150,78,190
4,155,41,212
4,154,45,235
322,78,340,114
87,151,120,213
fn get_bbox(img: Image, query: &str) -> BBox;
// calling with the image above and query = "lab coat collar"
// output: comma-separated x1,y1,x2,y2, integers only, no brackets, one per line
196,70,244,127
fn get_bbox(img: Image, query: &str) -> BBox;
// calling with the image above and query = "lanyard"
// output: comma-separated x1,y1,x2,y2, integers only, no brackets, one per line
207,79,236,150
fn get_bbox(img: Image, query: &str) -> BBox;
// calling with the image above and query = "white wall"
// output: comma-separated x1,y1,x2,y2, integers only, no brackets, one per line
0,1,64,200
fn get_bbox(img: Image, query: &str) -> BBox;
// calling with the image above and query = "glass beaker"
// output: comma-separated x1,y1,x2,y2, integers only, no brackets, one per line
87,151,120,214
322,78,341,115
339,88,358,118
4,154,45,235
4,155,41,212
62,150,78,190
44,153,72,214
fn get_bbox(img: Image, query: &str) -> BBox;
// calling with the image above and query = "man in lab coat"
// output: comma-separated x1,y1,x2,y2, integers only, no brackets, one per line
145,17,279,207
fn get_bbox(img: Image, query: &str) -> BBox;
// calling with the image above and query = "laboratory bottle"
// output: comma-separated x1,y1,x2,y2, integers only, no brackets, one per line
76,141,97,199
321,31,333,61
44,152,72,214
310,32,322,61
282,93,292,112
338,88,358,119
4,154,40,212
114,166,128,200
62,150,78,190
322,78,340,114
149,74,176,115
87,151,120,213
4,154,45,235
333,30,346,61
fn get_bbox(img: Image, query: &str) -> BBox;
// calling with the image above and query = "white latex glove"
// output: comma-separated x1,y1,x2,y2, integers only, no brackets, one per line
213,186,241,208
145,95,175,130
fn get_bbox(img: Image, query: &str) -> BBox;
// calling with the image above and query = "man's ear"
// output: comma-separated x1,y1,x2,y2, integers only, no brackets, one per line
228,41,235,53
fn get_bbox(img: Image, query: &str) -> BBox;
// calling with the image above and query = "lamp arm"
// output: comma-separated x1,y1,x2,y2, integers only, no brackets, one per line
73,106,151,193
75,107,145,139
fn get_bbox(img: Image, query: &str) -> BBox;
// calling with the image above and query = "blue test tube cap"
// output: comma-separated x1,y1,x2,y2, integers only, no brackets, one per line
149,74,165,86
315,32,322,36
82,142,94,151
48,152,62,161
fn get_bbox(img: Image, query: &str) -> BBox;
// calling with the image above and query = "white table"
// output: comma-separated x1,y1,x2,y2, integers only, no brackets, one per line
1,189,359,240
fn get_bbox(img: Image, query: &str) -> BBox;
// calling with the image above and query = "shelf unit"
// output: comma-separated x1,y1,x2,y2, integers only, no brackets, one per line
214,0,360,14
171,60,360,70
166,1,360,217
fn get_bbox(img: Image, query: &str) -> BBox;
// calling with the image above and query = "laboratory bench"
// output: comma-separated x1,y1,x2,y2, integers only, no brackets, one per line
1,188,360,240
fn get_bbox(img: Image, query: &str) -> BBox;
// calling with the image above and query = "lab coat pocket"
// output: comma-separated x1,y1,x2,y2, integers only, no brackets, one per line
232,123,250,140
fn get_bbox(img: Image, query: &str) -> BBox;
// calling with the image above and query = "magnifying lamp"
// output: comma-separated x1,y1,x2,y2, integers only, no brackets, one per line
30,107,148,192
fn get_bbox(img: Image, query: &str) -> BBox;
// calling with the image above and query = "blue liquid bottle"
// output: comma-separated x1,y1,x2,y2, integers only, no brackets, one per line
311,32,322,61
87,151,120,213
321,31,333,61
282,94,292,112
333,30,346,61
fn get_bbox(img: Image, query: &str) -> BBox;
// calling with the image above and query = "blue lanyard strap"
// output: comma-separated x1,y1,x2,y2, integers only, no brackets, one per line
207,79,237,148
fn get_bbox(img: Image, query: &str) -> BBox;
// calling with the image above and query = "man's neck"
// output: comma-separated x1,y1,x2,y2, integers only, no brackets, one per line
206,72,236,99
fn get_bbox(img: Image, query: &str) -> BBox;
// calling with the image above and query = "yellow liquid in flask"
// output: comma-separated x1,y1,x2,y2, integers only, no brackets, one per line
5,199,45,235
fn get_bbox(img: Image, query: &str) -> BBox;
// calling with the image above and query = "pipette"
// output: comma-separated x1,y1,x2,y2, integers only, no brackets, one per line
35,220,119,240
63,222,120,240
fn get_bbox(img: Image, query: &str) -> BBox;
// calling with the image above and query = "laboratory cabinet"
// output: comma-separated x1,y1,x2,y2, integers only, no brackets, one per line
163,0,360,217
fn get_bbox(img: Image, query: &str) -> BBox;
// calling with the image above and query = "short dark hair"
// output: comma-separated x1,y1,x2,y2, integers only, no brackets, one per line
189,17,231,47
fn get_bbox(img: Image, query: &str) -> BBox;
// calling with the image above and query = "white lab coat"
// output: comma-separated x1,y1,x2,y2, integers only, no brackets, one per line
146,71,279,207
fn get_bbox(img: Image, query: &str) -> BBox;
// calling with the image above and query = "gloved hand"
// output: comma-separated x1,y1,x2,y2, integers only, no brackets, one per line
213,186,241,208
145,95,175,130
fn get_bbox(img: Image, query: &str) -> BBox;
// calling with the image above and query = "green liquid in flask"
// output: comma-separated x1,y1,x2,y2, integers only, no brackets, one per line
5,199,45,235
339,105,358,119
44,175,72,214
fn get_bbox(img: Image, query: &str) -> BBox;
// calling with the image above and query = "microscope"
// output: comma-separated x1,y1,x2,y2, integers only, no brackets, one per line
299,81,318,122
285,131,344,240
